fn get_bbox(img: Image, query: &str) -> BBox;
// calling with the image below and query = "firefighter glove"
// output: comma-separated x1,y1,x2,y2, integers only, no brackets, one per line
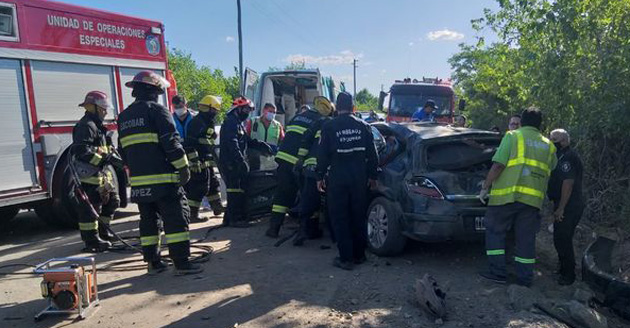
179,167,191,185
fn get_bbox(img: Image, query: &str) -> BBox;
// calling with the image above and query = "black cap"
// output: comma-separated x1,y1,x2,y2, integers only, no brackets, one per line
172,94,186,106
336,92,353,112
425,100,437,109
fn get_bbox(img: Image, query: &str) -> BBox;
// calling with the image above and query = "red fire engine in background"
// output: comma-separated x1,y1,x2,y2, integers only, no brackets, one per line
379,77,464,124
0,0,177,227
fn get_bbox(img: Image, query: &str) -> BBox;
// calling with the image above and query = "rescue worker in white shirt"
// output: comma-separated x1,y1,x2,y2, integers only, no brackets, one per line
117,71,202,275
72,91,122,252
245,103,285,153
183,95,225,223
172,95,194,141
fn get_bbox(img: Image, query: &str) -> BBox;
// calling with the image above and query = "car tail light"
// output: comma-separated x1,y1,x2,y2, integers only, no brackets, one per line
407,177,444,199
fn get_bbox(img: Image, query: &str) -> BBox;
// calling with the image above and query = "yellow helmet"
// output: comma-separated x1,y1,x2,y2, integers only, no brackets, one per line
314,96,334,116
198,95,221,112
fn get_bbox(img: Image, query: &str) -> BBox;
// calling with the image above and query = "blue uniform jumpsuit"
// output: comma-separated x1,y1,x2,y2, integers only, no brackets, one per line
317,113,378,262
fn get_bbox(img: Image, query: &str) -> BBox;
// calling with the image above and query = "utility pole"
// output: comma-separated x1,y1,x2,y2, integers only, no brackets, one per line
352,59,358,97
237,0,244,92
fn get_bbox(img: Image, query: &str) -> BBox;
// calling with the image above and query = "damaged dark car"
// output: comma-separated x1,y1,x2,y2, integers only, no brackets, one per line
368,122,502,256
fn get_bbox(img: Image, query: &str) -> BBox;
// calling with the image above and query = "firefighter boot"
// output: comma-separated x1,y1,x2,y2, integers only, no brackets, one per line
81,230,111,253
98,221,116,241
265,214,284,238
229,193,250,228
189,207,209,223
173,258,204,276
210,199,225,216
293,217,309,246
147,259,169,275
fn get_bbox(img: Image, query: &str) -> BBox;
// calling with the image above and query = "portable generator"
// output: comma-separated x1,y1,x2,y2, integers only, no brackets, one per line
33,257,99,321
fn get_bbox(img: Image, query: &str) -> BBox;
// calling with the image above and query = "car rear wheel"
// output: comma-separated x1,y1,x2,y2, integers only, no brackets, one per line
367,197,407,256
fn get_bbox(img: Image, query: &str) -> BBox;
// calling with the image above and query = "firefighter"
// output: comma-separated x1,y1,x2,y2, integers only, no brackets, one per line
219,96,273,227
293,96,335,246
184,95,225,223
72,91,122,252
117,71,202,275
316,92,379,270
479,107,557,287
265,100,324,238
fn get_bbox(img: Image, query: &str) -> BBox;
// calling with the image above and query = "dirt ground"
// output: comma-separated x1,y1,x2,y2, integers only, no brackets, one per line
0,207,627,328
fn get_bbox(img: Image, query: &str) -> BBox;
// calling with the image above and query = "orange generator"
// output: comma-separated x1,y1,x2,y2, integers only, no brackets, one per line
33,257,99,321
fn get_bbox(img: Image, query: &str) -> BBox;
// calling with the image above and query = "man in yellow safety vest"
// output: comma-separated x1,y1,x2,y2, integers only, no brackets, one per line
245,103,284,153
478,107,557,287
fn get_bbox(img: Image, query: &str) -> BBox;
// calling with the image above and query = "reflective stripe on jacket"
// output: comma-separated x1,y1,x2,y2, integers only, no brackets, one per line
276,110,321,166
117,98,188,202
72,112,110,186
489,127,557,209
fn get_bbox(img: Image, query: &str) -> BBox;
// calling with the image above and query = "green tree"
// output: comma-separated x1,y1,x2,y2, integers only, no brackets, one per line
167,48,236,121
450,0,630,229
355,88,378,112
268,60,314,72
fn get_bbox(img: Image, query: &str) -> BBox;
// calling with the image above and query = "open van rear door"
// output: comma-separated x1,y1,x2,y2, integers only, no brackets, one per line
242,67,259,102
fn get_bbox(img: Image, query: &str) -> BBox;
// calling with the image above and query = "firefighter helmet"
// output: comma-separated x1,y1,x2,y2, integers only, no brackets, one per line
231,96,254,110
314,96,334,116
124,70,170,93
79,91,114,111
198,95,222,112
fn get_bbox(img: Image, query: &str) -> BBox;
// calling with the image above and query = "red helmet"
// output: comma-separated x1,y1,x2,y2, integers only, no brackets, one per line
231,96,254,110
125,70,170,93
79,91,114,110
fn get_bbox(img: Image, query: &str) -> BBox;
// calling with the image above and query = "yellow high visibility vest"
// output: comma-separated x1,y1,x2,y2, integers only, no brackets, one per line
489,127,557,209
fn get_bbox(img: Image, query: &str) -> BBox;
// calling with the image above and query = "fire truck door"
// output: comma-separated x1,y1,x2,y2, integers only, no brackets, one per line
0,59,38,192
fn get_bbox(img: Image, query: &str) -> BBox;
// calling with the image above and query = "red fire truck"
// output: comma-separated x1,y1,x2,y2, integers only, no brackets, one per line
379,77,464,124
0,0,175,227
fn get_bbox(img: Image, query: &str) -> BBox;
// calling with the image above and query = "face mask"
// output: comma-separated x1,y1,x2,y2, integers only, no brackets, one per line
553,142,563,150
265,112,276,121
175,107,187,116
207,110,217,120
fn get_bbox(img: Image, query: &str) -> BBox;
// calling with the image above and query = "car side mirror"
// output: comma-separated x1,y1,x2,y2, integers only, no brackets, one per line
458,99,466,112
378,91,387,111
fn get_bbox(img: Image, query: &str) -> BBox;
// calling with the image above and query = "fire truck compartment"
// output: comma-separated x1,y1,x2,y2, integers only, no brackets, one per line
0,58,38,194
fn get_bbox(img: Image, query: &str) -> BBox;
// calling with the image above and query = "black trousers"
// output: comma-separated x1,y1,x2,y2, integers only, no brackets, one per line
78,183,119,239
270,161,299,226
327,180,368,262
184,168,209,209
553,204,583,279
138,187,191,262
207,167,222,203
485,202,540,284
298,177,323,237
223,166,246,224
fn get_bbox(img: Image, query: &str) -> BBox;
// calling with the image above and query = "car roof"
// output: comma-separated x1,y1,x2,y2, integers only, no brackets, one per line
380,122,501,140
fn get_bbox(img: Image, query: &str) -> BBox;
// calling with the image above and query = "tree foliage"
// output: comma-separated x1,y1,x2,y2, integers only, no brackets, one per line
167,48,239,121
450,0,630,229
355,88,379,112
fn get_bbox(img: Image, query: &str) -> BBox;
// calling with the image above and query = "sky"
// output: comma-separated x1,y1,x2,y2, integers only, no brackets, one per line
60,0,499,94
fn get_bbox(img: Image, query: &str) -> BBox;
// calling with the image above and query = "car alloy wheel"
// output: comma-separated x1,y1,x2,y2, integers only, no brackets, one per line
368,203,388,249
